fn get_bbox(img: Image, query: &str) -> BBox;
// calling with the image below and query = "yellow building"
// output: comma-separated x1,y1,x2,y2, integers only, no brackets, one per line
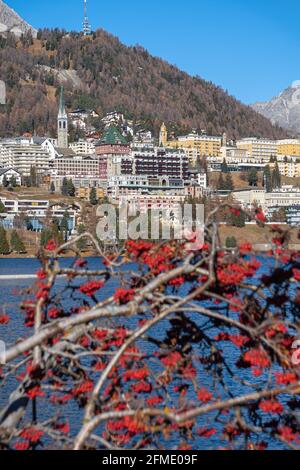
236,138,277,160
160,124,222,164
277,139,300,157
76,187,105,200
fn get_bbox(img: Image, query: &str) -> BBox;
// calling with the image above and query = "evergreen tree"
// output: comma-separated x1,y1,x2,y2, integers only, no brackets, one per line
30,166,38,187
217,173,226,191
226,209,246,228
10,175,17,187
67,179,76,197
221,158,229,173
263,165,272,193
60,211,70,242
89,187,98,205
10,230,26,253
40,223,64,248
0,226,10,254
50,182,56,194
51,222,64,246
23,176,31,188
76,224,87,251
40,228,53,247
235,211,246,228
61,177,68,196
226,236,237,249
52,224,64,245
225,173,234,191
2,175,9,188
248,168,258,187
272,162,281,190
0,200,5,213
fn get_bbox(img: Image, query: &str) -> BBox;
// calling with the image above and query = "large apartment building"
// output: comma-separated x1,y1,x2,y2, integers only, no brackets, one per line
99,144,189,183
236,138,277,159
53,156,100,177
0,142,51,176
129,144,189,180
98,143,190,202
277,139,300,157
159,124,222,164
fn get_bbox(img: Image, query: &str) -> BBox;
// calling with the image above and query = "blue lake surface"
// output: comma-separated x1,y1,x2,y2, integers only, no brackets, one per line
0,256,290,450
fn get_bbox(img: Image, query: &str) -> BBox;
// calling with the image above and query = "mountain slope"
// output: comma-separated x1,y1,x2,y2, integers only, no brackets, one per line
252,81,300,135
0,0,37,37
0,27,287,139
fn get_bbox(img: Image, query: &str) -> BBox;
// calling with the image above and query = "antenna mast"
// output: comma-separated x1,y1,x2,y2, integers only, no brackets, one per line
83,0,91,36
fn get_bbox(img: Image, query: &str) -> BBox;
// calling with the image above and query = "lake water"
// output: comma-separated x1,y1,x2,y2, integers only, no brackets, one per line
0,256,289,450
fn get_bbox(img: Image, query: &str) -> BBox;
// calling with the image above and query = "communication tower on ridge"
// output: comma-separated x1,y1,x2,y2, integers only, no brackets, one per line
82,0,91,36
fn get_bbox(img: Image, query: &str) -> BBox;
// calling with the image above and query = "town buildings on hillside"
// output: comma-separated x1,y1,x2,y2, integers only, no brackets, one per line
1,91,300,232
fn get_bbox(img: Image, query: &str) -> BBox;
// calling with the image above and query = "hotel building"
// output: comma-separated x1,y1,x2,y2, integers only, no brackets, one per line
53,156,100,177
0,141,51,176
236,138,277,160
277,139,300,157
159,124,222,164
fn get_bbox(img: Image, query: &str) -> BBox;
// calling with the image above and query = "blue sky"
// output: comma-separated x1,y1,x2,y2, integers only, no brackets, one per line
7,0,300,104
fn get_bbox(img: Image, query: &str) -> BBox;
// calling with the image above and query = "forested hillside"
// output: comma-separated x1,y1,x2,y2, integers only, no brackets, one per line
0,28,287,139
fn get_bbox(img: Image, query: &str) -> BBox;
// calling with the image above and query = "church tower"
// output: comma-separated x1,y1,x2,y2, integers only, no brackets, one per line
159,122,167,147
222,132,227,147
57,86,68,148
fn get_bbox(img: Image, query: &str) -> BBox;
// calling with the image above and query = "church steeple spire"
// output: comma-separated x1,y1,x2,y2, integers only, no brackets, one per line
57,86,68,148
58,86,66,117
159,122,167,146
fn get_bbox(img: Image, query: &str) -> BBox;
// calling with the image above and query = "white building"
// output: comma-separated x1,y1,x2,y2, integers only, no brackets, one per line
277,158,300,178
0,198,80,232
0,142,14,168
0,141,51,176
220,146,252,161
101,111,125,127
0,168,22,186
69,140,95,155
117,193,187,212
232,187,300,212
197,172,207,189
236,138,277,159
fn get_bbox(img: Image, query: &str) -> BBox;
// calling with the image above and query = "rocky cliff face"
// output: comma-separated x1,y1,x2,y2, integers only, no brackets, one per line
252,81,300,135
0,0,37,37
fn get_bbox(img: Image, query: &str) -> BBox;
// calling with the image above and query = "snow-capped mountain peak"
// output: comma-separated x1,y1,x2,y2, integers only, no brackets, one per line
252,81,300,134
0,0,37,37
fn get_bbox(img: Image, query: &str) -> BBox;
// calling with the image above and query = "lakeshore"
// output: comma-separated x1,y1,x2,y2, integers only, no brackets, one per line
0,224,299,259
